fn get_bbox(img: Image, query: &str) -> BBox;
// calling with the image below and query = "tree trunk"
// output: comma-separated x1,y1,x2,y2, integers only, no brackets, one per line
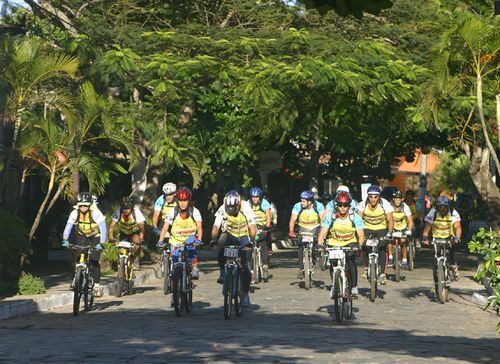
29,166,56,242
140,160,161,216
70,168,80,202
0,114,22,207
477,75,500,173
469,145,500,229
131,144,148,207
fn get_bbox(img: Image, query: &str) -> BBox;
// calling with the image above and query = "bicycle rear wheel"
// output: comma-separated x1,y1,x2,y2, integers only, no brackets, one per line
304,248,312,290
224,267,233,320
395,245,401,282
436,261,446,304
369,260,377,302
184,275,193,313
173,266,185,316
84,276,94,312
235,268,243,317
72,267,83,316
333,270,343,323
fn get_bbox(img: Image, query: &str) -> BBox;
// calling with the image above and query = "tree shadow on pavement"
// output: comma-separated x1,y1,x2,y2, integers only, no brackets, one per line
1,307,497,363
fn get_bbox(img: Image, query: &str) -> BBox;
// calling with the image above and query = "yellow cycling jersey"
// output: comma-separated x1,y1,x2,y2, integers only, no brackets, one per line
252,204,267,227
77,211,100,237
118,212,140,235
432,213,454,239
161,200,177,219
170,213,197,245
226,212,250,238
362,204,387,230
326,216,357,247
393,206,408,231
298,209,321,230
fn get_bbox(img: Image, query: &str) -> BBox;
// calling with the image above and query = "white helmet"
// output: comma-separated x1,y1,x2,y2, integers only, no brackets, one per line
336,185,350,193
162,183,177,195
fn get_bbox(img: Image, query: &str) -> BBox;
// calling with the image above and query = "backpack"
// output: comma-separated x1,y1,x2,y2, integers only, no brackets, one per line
172,206,196,224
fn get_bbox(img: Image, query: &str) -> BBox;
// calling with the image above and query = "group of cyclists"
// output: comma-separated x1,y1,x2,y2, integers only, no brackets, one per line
61,180,462,306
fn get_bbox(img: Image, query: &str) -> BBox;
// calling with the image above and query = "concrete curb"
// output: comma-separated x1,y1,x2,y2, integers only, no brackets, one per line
0,267,158,320
272,239,299,251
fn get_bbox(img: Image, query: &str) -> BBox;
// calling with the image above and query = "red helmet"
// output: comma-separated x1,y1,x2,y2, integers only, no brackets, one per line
176,187,192,201
335,191,352,205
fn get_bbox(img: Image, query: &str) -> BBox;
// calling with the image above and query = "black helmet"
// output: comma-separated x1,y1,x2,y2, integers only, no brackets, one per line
77,192,92,205
392,189,403,199
121,196,133,209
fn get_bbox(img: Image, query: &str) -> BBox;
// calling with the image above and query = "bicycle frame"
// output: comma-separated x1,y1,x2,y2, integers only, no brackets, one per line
328,247,348,297
432,238,451,287
117,241,133,281
223,245,243,296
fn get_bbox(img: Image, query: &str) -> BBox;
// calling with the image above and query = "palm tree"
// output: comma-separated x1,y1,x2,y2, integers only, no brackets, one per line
0,36,78,209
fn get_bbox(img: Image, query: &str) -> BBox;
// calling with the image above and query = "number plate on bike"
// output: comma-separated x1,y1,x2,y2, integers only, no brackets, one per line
224,248,239,258
302,235,314,242
392,231,403,238
366,238,378,247
328,249,344,259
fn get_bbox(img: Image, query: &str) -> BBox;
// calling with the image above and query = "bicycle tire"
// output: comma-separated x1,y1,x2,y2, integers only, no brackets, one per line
235,268,243,317
224,267,233,320
84,275,94,312
333,270,343,323
395,245,401,282
257,250,262,283
437,261,445,304
369,260,377,302
252,248,260,284
184,275,193,313
72,267,83,317
173,266,184,316
116,256,125,297
163,254,171,295
304,248,311,290
408,239,415,271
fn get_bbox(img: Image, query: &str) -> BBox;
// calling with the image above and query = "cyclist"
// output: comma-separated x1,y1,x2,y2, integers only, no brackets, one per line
108,197,146,268
323,185,358,220
318,191,365,297
62,192,107,293
247,186,272,280
388,189,414,269
211,190,257,305
158,187,203,279
357,185,394,285
152,182,177,236
288,190,325,279
422,195,462,281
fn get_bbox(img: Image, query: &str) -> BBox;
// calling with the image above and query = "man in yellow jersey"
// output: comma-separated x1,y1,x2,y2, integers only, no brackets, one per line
357,185,394,285
318,191,365,297
288,190,325,279
422,195,462,281
108,197,146,268
62,192,107,293
152,182,177,236
388,189,414,270
248,187,272,281
159,187,202,279
211,190,257,305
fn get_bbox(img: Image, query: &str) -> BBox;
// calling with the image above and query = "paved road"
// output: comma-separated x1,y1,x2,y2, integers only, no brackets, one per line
1,249,498,363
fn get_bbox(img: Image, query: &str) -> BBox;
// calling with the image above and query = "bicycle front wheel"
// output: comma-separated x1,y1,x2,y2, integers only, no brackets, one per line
84,275,94,312
72,267,83,316
333,270,343,323
116,256,125,297
395,245,401,282
163,255,171,295
224,267,233,320
408,239,415,271
235,268,243,317
436,261,446,304
173,266,185,316
184,274,193,313
369,260,377,302
304,248,311,290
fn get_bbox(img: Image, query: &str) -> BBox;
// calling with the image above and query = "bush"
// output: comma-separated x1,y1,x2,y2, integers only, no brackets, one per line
17,273,46,295
101,241,118,265
0,210,29,288
468,228,499,333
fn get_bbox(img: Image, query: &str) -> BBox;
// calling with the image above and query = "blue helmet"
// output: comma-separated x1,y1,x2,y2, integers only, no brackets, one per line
300,190,314,201
249,187,263,198
367,185,381,195
436,195,449,207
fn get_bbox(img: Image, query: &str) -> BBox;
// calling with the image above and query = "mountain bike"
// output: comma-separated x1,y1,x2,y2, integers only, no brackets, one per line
300,234,316,290
116,241,135,297
252,227,270,283
365,235,387,302
67,243,97,316
432,238,453,304
222,244,248,320
327,245,358,323
170,236,198,316
391,231,404,282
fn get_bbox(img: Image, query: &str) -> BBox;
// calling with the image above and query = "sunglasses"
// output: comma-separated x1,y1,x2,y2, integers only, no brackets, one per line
337,203,349,208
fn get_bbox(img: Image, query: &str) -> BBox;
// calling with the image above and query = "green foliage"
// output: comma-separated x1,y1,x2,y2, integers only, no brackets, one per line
430,152,475,195
0,209,29,285
17,272,46,295
101,241,119,265
468,228,500,332
300,0,393,17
